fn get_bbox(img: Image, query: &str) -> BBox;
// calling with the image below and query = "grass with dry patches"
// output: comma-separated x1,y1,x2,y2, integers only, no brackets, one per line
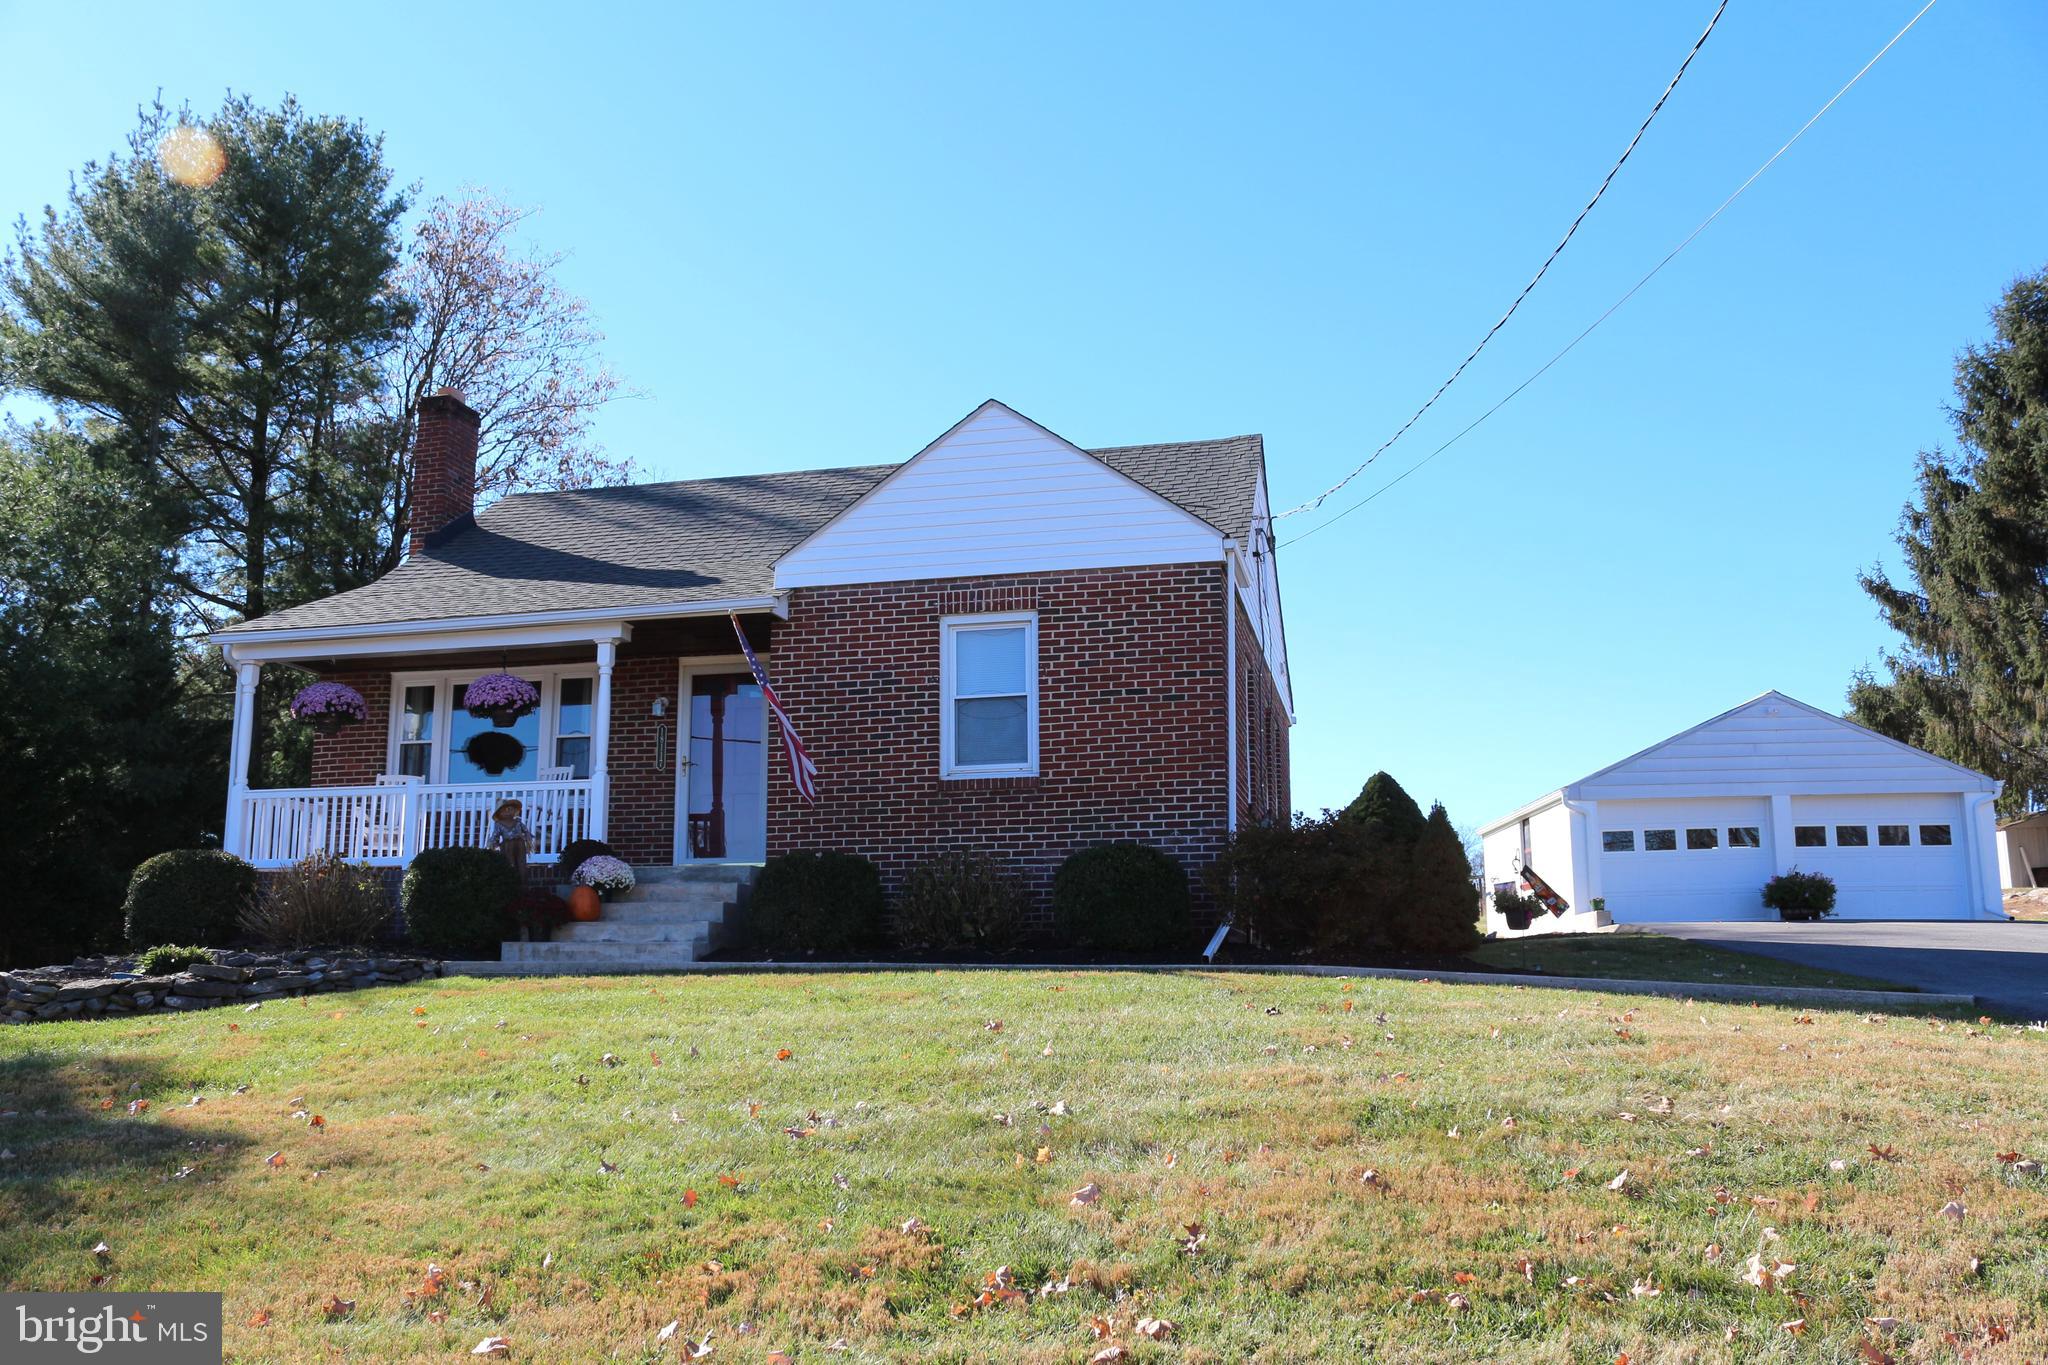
1,972,2044,1363
1469,933,1917,992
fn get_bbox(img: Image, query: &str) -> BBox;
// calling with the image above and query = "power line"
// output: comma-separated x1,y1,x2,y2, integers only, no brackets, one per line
1280,0,1942,550
1276,0,1730,519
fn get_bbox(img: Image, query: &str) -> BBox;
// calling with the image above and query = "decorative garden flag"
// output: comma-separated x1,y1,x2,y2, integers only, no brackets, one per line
1517,860,1571,916
730,613,819,804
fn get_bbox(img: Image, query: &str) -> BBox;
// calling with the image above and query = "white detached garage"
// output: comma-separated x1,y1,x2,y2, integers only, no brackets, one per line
1480,691,2004,934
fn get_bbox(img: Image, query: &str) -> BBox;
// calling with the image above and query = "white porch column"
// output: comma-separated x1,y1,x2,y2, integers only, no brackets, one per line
223,659,260,857
589,637,618,842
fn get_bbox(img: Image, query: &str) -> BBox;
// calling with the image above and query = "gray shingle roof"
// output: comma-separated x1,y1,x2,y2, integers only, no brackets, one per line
222,433,1264,637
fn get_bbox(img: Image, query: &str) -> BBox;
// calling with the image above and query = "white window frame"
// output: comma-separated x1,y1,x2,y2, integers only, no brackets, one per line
939,611,1039,779
383,667,595,784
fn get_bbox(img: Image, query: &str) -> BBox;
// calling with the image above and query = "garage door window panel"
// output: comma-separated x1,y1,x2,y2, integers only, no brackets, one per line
1920,824,1953,846
1727,826,1761,848
1794,826,1827,847
1644,829,1677,852
1685,828,1718,850
1878,824,1910,847
1602,831,1635,853
1836,825,1869,847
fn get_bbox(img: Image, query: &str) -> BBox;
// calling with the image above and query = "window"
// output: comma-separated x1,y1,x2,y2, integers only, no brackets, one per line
1795,825,1827,847
1835,825,1869,847
1920,824,1953,846
1686,827,1719,850
1878,824,1910,847
1644,829,1677,851
396,685,436,777
1602,830,1635,853
1728,826,1762,848
941,613,1037,777
385,669,591,784
554,677,593,778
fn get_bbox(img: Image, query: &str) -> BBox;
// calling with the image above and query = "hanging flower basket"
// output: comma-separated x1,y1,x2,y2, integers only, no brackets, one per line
463,673,540,727
290,682,369,735
462,731,526,776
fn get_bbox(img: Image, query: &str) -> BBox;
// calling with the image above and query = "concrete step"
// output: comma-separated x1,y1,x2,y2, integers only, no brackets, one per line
584,901,726,925
446,959,701,977
552,881,739,905
636,863,762,884
498,940,704,966
554,921,712,945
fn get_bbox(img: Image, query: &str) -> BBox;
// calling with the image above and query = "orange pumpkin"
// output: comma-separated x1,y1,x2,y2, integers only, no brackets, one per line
568,885,603,922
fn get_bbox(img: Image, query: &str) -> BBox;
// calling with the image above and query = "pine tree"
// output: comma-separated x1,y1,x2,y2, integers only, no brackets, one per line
1341,770,1426,840
1851,268,2048,812
1404,803,1481,953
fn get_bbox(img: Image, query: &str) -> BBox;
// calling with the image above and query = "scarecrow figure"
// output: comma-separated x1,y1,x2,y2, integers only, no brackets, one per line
489,797,533,882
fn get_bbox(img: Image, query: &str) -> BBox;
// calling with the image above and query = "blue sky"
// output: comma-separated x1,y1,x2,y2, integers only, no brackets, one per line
3,1,2044,827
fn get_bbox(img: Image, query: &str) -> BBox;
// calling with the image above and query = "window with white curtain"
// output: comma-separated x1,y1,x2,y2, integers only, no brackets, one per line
941,613,1037,777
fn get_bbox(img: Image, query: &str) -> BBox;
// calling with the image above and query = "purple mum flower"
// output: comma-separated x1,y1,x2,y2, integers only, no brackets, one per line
290,682,369,723
463,673,541,714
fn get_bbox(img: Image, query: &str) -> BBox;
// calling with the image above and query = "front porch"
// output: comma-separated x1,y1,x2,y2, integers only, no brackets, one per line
215,609,780,872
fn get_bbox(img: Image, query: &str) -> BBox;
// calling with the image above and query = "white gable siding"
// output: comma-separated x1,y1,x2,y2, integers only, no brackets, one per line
774,403,1224,589
1238,480,1293,716
1572,696,1995,800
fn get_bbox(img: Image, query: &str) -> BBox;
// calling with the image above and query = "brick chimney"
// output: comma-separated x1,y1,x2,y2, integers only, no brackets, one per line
409,388,480,558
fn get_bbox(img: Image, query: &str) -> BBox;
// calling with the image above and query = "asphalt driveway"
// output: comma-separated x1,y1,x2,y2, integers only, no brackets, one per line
1648,920,2048,1018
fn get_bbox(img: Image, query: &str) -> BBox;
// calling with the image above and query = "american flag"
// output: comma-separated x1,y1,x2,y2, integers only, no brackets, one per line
731,613,818,804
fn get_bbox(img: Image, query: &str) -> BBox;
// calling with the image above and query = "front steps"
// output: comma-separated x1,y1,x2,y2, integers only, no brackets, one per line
447,864,756,976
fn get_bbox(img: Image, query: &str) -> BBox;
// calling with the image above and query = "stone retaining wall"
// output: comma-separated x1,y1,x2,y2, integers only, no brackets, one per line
2,950,443,1024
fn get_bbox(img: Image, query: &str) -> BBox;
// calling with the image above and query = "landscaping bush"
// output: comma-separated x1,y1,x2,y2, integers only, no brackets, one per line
122,849,258,948
510,890,572,940
746,851,884,955
1763,869,1837,921
556,838,613,880
400,847,520,954
1052,844,1191,953
895,850,1029,950
1210,787,1478,957
238,854,392,948
134,944,215,975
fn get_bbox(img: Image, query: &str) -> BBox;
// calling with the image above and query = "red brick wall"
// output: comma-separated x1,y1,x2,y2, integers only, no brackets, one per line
765,566,1232,919
601,653,680,866
1235,599,1293,826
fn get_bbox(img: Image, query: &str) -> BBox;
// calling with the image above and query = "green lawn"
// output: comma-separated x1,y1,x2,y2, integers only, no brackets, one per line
2,971,2043,1362
1468,933,1919,993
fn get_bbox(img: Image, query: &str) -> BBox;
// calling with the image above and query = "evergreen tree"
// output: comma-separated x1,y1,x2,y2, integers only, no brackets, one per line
1405,803,1481,953
1851,269,2048,812
0,425,225,965
1341,770,1426,840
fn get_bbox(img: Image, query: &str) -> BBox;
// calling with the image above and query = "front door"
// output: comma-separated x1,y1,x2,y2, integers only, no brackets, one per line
676,668,767,862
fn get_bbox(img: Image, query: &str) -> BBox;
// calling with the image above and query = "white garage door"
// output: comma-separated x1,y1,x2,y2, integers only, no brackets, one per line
1598,797,1774,922
1785,794,1971,919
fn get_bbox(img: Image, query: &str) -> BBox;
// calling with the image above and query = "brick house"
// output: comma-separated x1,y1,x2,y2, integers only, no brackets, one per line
210,398,1293,947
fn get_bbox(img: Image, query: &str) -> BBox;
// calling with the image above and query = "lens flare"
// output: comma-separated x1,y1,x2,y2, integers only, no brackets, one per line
158,125,226,187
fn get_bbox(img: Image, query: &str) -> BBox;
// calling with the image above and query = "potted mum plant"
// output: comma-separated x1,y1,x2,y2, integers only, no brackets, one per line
572,855,636,902
290,682,369,735
463,673,540,727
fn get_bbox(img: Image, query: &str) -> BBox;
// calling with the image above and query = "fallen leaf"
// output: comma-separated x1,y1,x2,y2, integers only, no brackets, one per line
1938,1200,1966,1221
1135,1316,1175,1340
1070,1182,1102,1206
683,1189,699,1209
775,1049,793,1062
1781,1317,1808,1337
471,1337,511,1357
1606,1170,1630,1192
322,1296,355,1319
247,1310,271,1327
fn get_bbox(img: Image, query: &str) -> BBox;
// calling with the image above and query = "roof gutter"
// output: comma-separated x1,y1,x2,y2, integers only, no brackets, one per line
212,594,783,664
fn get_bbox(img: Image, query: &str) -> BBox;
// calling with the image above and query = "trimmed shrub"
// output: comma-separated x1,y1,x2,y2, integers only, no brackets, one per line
1052,844,1191,953
747,851,884,955
557,838,614,880
401,847,520,954
896,850,1029,951
1206,815,1356,953
123,849,258,948
134,944,214,975
239,854,392,948
1763,869,1837,921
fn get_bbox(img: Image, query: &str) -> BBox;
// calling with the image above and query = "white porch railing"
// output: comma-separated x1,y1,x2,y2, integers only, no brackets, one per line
236,779,594,869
